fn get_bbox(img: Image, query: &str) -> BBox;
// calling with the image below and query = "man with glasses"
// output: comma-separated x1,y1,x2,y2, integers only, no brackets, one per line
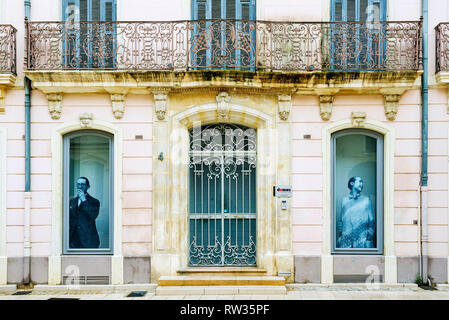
69,176,101,249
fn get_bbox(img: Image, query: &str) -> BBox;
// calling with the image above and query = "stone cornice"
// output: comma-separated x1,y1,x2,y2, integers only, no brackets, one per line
24,70,422,95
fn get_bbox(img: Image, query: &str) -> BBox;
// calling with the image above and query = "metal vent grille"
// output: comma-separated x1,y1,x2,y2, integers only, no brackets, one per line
62,275,110,285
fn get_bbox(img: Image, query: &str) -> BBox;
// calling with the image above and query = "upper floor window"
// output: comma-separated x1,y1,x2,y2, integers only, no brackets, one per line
62,0,117,69
191,0,256,70
331,0,386,22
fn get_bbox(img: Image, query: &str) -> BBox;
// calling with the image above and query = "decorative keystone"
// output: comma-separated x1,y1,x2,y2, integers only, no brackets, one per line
47,93,63,120
110,93,126,119
278,95,292,121
79,113,93,127
380,88,405,121
153,91,169,121
351,112,367,127
216,92,231,120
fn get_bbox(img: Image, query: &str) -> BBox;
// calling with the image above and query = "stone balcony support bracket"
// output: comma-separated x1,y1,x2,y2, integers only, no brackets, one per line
109,93,126,119
47,93,63,120
315,89,340,121
278,94,292,121
152,90,170,121
380,88,406,121
0,88,5,113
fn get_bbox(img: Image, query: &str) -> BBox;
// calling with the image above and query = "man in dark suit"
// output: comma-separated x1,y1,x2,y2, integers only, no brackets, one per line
69,177,100,249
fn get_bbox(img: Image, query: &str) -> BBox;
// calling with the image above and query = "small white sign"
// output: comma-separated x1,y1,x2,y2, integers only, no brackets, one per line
274,185,292,198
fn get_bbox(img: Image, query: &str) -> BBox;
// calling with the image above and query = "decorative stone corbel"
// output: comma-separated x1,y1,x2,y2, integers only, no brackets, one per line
380,88,406,121
110,93,126,119
278,95,292,121
152,91,169,121
351,112,367,127
79,113,94,127
216,92,231,120
0,88,5,113
47,93,63,120
315,89,339,121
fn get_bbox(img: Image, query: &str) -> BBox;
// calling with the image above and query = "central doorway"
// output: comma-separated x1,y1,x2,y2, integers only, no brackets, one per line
188,123,257,266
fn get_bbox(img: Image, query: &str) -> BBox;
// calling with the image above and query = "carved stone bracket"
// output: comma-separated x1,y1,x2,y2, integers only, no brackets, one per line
351,112,367,127
152,91,169,121
216,92,231,120
47,93,63,120
380,88,406,121
0,88,5,113
79,113,94,127
315,89,339,121
110,93,126,119
278,95,292,121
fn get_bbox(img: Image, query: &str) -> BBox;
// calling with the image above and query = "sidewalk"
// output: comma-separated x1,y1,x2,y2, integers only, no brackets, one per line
1,287,449,300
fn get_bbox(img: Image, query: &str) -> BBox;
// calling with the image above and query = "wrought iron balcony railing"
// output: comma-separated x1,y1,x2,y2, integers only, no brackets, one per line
25,20,422,72
0,25,17,74
436,23,449,73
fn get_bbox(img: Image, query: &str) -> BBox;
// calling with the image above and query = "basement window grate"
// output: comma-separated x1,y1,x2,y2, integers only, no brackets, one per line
12,291,32,295
127,291,147,297
62,275,110,285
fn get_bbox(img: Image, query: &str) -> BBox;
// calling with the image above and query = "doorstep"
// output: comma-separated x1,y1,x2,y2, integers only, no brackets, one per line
155,285,287,296
286,283,418,291
158,276,285,286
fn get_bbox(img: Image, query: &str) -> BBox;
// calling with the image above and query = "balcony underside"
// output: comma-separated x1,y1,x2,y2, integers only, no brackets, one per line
25,70,422,95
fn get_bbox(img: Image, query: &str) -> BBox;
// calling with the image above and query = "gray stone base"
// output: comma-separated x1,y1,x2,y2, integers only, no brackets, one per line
397,257,420,283
428,257,447,284
294,256,321,283
124,257,151,284
333,255,385,283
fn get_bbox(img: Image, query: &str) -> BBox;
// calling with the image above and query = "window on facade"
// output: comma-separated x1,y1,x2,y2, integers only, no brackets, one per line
188,124,257,266
331,129,383,254
62,0,117,69
191,0,256,70
63,131,113,254
330,0,386,70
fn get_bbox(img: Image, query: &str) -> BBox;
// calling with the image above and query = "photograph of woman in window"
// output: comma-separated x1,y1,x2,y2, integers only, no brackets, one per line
69,176,101,249
337,176,375,249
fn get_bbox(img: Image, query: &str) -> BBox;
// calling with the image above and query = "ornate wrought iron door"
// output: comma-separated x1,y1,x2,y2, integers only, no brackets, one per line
188,124,257,266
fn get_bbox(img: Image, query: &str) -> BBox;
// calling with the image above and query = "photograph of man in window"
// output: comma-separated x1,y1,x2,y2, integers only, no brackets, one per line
69,177,100,248
337,176,375,248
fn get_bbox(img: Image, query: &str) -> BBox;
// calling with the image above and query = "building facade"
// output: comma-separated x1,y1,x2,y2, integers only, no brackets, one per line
0,0,448,286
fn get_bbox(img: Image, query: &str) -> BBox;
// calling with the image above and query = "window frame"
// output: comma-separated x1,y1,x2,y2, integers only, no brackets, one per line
62,130,114,255
331,129,384,255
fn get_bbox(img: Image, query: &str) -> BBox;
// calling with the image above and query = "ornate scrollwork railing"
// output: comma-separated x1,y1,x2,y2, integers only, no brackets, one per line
0,25,17,74
436,23,449,73
25,20,421,72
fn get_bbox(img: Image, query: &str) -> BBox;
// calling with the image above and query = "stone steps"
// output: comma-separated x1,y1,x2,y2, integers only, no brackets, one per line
155,285,287,296
158,275,285,286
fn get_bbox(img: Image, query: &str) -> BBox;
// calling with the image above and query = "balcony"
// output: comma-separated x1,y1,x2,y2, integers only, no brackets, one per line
0,25,17,87
24,20,422,95
435,23,449,85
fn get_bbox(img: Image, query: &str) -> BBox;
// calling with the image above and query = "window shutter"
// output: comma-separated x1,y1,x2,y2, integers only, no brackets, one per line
212,0,221,19
333,0,344,22
226,0,236,19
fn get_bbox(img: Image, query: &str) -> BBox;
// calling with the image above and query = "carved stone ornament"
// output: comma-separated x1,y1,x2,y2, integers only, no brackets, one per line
47,93,63,120
216,92,231,120
79,113,93,127
383,94,401,121
110,93,126,119
153,92,169,120
351,112,367,127
278,95,292,121
0,88,5,113
319,95,334,121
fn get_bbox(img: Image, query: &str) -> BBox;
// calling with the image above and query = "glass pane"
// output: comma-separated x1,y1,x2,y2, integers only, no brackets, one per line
226,0,236,19
335,134,377,249
347,0,356,21
69,134,110,250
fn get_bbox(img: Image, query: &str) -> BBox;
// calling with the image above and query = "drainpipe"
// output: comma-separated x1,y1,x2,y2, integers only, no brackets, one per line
420,0,429,285
24,0,32,286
